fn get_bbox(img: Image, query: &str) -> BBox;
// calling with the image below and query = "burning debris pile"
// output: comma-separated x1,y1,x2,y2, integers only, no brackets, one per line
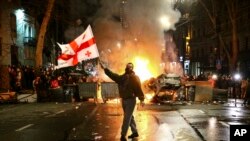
142,73,182,103
141,30,184,103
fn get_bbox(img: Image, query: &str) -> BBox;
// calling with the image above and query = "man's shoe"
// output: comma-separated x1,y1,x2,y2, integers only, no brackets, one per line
120,135,127,141
128,132,139,138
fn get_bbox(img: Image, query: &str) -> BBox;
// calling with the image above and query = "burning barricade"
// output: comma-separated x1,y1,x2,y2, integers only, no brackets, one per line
143,73,182,103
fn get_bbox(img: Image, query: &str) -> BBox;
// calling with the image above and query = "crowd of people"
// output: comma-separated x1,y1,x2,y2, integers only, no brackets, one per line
8,65,92,102
183,73,250,105
7,65,250,105
8,65,96,91
8,65,36,93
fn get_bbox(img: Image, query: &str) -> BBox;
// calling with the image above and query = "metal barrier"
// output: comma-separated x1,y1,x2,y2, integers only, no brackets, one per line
101,82,119,103
194,81,213,101
78,82,98,101
63,84,79,102
49,87,64,102
212,88,228,102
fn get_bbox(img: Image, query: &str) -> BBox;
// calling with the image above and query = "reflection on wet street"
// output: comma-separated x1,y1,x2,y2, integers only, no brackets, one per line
1,101,250,141
178,101,250,141
65,101,250,141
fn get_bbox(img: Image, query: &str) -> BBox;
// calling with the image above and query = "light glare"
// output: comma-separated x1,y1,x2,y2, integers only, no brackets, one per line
15,9,25,20
160,16,171,29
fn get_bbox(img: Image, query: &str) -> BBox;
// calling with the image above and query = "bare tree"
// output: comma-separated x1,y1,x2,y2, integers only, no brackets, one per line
198,0,239,73
225,0,238,72
35,0,55,69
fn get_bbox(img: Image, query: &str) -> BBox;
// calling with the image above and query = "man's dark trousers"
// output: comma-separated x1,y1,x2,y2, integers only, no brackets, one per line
121,98,138,136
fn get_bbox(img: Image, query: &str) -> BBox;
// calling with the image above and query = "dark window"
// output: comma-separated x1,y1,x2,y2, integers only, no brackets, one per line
24,24,27,36
246,37,249,50
248,8,250,19
0,10,1,28
10,13,17,38
0,37,2,55
29,26,31,37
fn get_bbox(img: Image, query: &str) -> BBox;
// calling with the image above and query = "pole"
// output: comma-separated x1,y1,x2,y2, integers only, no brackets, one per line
235,82,237,107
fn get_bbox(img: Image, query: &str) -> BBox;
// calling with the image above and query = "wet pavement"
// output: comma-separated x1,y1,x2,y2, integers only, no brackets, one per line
177,99,250,141
67,102,201,141
0,99,250,141
67,99,250,141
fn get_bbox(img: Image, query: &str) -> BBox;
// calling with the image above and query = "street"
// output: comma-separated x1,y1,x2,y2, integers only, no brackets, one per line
0,102,97,141
0,100,250,141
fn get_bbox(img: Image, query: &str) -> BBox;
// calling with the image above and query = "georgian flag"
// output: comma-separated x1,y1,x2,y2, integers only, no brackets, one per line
55,25,99,69
57,43,75,55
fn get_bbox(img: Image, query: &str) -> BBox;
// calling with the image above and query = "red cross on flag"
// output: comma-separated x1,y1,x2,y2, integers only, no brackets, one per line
55,25,99,69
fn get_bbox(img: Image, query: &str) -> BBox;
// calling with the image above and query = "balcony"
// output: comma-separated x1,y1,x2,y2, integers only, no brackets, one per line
23,37,36,47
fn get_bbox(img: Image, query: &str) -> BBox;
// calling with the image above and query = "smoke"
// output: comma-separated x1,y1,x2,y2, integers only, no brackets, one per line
163,30,184,76
93,0,181,77
64,0,182,80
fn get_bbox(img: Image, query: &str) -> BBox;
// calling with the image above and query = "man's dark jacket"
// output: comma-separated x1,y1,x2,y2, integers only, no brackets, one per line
104,68,144,101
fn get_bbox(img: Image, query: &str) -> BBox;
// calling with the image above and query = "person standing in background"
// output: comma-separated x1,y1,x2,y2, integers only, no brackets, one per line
243,78,250,106
241,77,248,99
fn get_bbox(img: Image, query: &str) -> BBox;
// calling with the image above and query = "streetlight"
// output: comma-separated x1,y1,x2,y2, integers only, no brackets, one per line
15,9,25,20
159,15,171,29
234,73,241,81
212,74,218,80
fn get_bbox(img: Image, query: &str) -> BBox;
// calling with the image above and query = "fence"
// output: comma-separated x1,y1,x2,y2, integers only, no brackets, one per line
193,81,213,102
78,82,98,102
101,82,119,103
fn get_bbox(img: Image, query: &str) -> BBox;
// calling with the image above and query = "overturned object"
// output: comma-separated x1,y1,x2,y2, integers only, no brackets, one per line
145,73,181,102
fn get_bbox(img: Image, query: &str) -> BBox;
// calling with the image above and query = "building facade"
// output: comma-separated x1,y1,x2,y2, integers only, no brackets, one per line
175,0,250,78
0,0,37,89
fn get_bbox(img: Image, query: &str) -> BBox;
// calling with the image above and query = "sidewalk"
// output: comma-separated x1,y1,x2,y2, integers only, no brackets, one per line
0,89,36,104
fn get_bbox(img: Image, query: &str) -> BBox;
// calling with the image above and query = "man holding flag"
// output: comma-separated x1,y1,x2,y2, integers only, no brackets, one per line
100,61,145,141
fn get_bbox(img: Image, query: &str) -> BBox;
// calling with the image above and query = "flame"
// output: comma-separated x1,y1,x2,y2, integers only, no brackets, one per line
144,93,154,103
133,56,158,82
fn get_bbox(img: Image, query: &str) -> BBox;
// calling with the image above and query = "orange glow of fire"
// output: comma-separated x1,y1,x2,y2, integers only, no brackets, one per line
105,98,120,104
104,93,154,104
145,93,154,100
144,93,154,103
132,57,158,82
